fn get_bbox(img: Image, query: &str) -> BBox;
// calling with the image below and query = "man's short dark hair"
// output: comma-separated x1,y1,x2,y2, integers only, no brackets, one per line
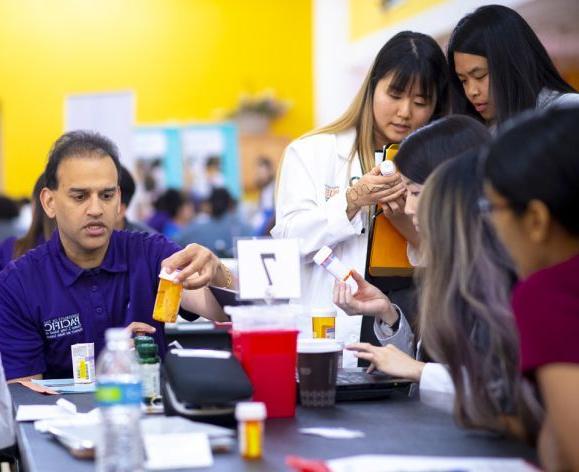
44,131,121,190
119,165,136,207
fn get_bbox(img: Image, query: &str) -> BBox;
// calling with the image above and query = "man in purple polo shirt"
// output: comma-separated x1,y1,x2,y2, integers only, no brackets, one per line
0,131,231,382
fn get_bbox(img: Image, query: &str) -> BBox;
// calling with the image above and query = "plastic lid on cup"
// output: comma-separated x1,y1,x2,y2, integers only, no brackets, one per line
313,246,332,266
311,307,337,318
235,401,267,421
298,338,342,353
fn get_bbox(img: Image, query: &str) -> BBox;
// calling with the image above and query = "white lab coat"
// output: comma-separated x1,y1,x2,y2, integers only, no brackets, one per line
271,129,368,367
374,315,455,413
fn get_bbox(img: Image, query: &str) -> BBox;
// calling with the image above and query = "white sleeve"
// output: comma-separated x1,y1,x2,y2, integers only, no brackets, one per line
552,92,579,109
270,140,364,259
373,306,414,356
0,354,15,449
418,362,455,414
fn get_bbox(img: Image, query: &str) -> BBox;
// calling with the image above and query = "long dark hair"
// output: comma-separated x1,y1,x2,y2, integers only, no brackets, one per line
447,5,575,125
13,174,56,258
394,114,490,184
418,150,541,439
485,107,579,236
314,31,449,173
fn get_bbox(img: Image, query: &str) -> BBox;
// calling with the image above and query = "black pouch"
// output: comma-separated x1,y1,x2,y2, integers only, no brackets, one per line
162,349,253,426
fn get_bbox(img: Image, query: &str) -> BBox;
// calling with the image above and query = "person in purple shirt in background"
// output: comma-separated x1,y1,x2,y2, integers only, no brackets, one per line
0,131,231,383
483,107,579,471
0,173,56,271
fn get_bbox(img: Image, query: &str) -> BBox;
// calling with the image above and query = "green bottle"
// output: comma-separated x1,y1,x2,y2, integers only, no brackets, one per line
137,342,161,403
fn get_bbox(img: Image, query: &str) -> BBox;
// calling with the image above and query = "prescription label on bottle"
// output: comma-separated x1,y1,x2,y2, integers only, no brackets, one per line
71,343,95,384
152,269,183,323
311,308,337,339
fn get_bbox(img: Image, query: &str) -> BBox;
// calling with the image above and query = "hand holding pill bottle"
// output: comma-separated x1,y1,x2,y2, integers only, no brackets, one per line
313,246,358,294
152,268,183,323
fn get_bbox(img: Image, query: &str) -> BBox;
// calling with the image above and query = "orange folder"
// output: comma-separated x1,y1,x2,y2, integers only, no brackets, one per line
367,144,413,277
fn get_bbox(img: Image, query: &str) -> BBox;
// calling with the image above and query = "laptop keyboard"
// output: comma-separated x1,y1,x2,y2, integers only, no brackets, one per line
337,369,393,386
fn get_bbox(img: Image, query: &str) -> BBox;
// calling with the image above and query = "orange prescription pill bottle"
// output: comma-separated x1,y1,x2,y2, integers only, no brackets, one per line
152,268,183,323
235,402,267,460
311,307,337,339
313,246,358,294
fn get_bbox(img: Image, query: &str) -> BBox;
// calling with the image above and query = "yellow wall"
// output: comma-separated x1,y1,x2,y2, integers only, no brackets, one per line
0,0,313,196
349,0,446,41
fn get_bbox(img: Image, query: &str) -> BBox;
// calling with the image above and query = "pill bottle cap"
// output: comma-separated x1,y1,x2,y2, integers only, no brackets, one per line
380,160,396,176
137,342,159,361
105,327,130,342
235,402,267,421
313,246,333,266
311,307,337,318
159,267,181,282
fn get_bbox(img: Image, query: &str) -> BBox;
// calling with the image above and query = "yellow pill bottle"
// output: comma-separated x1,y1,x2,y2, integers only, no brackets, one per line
235,402,267,460
152,268,183,323
311,307,337,339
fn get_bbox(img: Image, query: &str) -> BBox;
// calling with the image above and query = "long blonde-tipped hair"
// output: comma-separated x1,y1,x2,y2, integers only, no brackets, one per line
417,151,542,440
307,31,449,174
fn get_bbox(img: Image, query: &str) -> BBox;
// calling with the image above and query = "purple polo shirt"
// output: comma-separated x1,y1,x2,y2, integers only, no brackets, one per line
0,237,16,272
0,230,187,381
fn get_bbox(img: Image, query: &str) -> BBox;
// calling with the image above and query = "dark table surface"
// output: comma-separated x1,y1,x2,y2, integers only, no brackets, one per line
10,383,537,472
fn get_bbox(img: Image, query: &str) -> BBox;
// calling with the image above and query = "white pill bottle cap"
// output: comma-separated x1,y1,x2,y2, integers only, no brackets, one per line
380,160,396,176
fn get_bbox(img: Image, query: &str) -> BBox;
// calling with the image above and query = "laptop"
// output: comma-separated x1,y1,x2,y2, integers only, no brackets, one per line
336,367,412,401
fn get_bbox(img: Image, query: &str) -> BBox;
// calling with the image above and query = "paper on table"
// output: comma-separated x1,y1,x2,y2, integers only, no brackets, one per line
299,427,365,439
144,432,213,470
31,378,96,394
327,455,538,472
16,404,76,422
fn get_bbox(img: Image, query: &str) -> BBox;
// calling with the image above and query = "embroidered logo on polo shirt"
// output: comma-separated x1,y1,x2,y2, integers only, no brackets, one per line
43,313,83,339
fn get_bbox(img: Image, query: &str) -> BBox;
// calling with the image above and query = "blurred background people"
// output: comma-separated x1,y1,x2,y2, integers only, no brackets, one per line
147,189,195,240
0,197,20,242
252,155,276,236
116,165,156,233
0,174,56,271
176,187,251,258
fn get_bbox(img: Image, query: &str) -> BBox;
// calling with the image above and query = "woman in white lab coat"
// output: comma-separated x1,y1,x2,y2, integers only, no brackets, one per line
272,31,448,366
336,114,491,356
345,152,541,441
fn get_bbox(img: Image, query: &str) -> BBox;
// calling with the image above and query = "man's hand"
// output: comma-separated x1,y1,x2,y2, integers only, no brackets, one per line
162,244,224,290
347,343,424,381
333,270,398,325
125,322,156,336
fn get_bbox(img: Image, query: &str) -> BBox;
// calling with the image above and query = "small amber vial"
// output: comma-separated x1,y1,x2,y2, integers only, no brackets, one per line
311,307,337,339
235,402,267,460
152,268,183,323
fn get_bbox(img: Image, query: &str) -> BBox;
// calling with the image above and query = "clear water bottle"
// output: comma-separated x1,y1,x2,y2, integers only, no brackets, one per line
95,328,144,472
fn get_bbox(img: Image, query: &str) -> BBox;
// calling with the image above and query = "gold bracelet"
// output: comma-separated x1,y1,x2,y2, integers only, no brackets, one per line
221,263,233,288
